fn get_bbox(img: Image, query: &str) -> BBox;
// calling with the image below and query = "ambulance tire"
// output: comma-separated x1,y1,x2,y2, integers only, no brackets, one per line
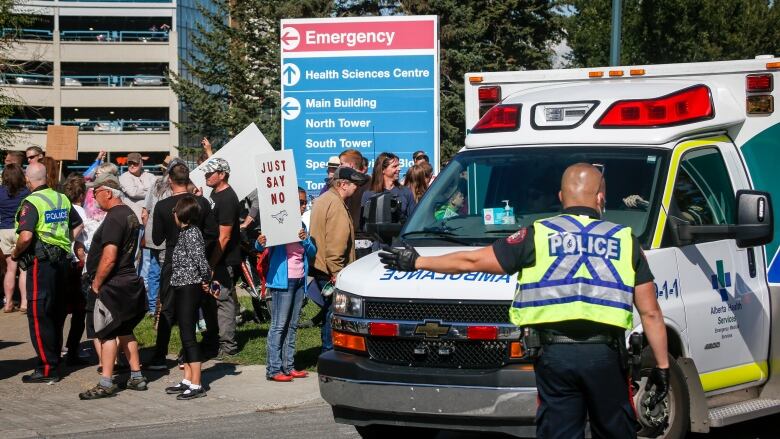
637,352,689,439
355,425,436,438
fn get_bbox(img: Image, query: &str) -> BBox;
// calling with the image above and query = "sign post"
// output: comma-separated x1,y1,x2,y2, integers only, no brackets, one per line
254,149,302,247
280,16,439,197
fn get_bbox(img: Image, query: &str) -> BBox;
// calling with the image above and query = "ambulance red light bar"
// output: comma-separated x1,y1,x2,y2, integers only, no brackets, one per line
466,326,498,340
746,74,773,93
471,104,521,133
369,322,398,337
595,85,714,128
478,86,501,104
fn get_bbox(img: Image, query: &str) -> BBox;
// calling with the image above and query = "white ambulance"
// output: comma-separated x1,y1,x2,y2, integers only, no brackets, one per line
318,57,780,438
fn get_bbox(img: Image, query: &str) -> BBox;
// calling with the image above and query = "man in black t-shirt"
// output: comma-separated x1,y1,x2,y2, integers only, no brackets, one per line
79,173,148,400
202,157,241,357
145,161,217,370
380,163,670,439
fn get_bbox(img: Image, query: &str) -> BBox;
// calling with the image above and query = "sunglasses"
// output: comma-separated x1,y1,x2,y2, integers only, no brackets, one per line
299,199,307,206
26,155,39,160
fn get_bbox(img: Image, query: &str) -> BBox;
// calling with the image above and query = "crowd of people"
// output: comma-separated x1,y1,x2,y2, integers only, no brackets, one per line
0,144,436,400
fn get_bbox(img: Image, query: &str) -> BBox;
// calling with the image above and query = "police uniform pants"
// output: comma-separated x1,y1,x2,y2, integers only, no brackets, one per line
26,257,69,377
534,343,637,439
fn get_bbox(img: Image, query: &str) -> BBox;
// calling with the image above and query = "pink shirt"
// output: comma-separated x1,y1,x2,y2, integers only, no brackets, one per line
286,242,305,279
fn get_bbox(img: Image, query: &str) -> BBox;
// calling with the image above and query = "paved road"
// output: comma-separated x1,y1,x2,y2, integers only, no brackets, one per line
43,399,780,439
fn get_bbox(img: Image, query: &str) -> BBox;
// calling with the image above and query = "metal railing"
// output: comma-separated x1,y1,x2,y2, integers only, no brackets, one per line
60,30,169,42
3,119,169,132
60,75,167,87
0,28,53,40
61,119,170,132
4,118,53,130
0,73,54,86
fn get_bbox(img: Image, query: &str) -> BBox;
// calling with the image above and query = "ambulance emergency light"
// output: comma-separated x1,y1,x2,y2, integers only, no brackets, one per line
595,84,714,128
471,104,521,133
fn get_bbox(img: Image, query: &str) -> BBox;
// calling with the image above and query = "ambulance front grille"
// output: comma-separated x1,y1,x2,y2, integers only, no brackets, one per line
365,301,511,324
366,338,508,369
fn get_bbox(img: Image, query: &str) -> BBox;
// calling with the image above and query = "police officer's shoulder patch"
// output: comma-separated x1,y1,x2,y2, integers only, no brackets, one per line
506,227,528,245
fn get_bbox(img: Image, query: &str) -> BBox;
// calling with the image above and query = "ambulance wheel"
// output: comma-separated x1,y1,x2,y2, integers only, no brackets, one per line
355,424,436,438
636,352,689,439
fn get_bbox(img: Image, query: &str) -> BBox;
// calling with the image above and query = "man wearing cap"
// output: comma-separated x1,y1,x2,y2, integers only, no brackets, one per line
119,153,157,220
79,172,148,399
202,157,241,358
11,162,83,383
309,166,369,352
318,156,341,196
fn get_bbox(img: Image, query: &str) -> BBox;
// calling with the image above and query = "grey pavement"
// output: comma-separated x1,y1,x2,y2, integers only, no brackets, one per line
0,310,323,439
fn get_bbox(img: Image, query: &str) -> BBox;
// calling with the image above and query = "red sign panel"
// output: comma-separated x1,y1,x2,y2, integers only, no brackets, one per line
281,20,435,53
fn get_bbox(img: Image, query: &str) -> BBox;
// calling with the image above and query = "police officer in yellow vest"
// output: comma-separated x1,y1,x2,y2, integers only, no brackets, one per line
380,163,670,439
11,162,83,383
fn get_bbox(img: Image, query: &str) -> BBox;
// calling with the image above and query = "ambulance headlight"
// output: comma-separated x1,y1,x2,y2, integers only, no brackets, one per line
333,290,363,318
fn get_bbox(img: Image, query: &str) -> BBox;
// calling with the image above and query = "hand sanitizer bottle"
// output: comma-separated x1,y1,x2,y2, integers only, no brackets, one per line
502,200,515,224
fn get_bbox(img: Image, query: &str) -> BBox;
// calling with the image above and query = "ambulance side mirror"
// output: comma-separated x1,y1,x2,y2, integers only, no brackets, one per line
734,190,773,248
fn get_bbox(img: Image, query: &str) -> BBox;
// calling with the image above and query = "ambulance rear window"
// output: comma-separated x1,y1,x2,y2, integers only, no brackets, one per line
402,147,669,248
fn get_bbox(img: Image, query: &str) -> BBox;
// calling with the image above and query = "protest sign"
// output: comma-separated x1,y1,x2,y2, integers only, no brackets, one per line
45,125,79,161
190,123,275,200
255,149,302,247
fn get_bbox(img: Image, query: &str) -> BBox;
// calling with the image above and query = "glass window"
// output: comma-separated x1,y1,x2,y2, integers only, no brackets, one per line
402,147,669,248
669,147,736,226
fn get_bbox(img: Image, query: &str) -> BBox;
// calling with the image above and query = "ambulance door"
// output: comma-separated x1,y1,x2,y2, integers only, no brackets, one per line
665,140,768,392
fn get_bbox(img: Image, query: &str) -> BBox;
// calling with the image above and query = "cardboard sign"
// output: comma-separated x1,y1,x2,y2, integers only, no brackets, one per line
45,125,79,161
255,149,302,247
190,123,275,200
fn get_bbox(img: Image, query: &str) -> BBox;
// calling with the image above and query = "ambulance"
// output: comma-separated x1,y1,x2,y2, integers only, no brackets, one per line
317,56,780,438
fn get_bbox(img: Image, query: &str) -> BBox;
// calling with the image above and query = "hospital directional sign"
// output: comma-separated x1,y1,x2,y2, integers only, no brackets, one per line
280,16,439,196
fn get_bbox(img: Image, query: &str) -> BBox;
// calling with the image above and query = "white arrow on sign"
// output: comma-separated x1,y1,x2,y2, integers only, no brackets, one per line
281,97,301,120
281,63,301,87
280,27,300,51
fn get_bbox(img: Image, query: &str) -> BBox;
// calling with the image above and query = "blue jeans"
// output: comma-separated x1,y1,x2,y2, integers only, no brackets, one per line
316,278,334,352
140,249,162,314
266,277,305,377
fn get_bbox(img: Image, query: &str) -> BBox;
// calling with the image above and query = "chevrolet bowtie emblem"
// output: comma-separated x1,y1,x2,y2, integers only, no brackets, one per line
415,321,450,339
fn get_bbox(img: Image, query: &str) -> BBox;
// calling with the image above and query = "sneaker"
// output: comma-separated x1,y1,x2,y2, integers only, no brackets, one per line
144,357,168,371
22,370,60,383
176,387,207,400
266,373,293,382
287,369,308,379
126,375,148,391
79,383,118,400
165,382,188,394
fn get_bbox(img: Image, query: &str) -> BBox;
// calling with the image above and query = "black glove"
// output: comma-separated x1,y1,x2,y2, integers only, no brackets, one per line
378,243,419,272
644,367,670,409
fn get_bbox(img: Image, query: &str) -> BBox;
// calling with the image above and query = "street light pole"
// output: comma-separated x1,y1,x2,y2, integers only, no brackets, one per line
610,0,622,66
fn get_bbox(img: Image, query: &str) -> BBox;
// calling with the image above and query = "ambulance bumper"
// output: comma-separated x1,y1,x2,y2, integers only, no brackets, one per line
318,350,537,435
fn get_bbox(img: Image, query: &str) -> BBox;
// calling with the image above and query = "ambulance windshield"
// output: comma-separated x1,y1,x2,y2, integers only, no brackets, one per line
402,147,669,248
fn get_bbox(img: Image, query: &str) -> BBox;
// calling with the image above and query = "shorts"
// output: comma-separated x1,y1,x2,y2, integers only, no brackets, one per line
0,228,16,255
87,311,143,340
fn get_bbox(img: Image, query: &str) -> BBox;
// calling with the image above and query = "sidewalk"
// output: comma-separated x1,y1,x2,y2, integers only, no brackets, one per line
0,310,323,439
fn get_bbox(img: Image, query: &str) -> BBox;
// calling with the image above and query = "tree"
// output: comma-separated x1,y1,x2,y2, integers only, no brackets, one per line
400,0,563,161
169,0,332,152
563,0,780,68
0,0,31,148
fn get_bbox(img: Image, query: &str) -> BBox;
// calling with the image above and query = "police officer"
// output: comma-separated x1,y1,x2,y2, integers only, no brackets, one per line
12,162,82,383
379,163,670,439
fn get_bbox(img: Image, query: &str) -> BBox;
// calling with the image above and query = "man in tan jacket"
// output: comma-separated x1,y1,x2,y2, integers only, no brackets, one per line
309,166,368,352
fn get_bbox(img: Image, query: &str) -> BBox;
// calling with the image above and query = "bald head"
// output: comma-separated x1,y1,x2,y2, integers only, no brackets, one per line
559,163,606,211
25,162,47,186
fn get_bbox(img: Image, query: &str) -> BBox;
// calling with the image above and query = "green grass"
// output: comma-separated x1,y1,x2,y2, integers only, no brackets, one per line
133,296,324,370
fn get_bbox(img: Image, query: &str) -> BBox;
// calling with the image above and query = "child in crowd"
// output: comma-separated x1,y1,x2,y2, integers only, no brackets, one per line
166,195,211,399
255,187,316,382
